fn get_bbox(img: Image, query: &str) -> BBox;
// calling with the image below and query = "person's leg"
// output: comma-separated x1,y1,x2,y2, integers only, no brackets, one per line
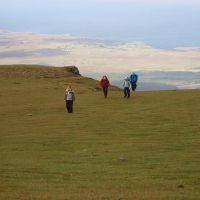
124,88,127,97
103,87,108,98
68,101,73,113
66,101,70,112
127,88,130,98
70,101,73,113
104,87,108,98
102,87,105,97
131,82,134,91
132,83,137,91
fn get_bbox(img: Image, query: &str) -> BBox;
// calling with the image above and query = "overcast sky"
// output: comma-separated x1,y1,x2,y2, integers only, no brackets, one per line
1,0,200,48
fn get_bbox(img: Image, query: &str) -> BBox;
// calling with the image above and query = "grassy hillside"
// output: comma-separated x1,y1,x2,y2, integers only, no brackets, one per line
0,65,200,200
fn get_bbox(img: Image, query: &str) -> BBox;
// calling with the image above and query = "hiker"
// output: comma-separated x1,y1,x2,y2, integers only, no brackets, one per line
123,77,131,98
64,85,75,113
130,72,138,91
100,75,110,98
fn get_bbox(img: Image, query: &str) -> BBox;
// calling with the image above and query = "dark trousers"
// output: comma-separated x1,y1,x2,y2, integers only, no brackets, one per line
131,82,137,91
102,87,108,98
124,87,130,98
66,100,73,113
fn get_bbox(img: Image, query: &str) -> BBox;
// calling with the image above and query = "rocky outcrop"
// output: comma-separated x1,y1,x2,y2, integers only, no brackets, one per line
0,65,81,79
64,66,80,76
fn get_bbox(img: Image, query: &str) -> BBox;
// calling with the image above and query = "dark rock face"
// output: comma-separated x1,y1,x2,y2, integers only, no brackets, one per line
65,66,80,76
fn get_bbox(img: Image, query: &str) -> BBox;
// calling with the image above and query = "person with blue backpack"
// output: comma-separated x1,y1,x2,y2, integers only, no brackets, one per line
130,72,138,91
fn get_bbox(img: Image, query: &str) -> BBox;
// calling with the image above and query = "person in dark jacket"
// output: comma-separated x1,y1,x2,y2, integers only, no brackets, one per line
100,76,110,98
64,85,75,113
130,72,138,91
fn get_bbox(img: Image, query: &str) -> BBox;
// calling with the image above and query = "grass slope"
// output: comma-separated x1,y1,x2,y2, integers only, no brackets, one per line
0,65,200,200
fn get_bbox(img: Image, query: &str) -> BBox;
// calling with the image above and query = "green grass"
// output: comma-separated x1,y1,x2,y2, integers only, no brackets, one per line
0,66,200,200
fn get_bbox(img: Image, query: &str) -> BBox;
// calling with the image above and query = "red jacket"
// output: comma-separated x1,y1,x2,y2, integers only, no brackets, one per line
100,78,110,88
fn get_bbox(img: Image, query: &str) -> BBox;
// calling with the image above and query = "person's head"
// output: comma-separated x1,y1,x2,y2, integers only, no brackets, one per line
125,77,129,81
102,75,107,80
66,85,72,91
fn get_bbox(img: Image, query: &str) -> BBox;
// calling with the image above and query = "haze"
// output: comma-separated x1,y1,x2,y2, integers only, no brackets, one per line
1,0,200,48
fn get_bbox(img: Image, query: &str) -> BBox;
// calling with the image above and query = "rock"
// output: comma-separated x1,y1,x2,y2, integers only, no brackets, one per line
65,66,80,75
178,184,184,188
118,157,128,162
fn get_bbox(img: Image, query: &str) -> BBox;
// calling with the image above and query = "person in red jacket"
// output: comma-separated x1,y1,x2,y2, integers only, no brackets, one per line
100,75,110,98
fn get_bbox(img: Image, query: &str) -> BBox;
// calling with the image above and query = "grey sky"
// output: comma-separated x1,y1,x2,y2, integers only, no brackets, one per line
0,0,200,48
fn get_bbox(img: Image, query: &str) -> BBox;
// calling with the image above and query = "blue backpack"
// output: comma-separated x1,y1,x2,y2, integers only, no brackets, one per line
130,73,138,83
